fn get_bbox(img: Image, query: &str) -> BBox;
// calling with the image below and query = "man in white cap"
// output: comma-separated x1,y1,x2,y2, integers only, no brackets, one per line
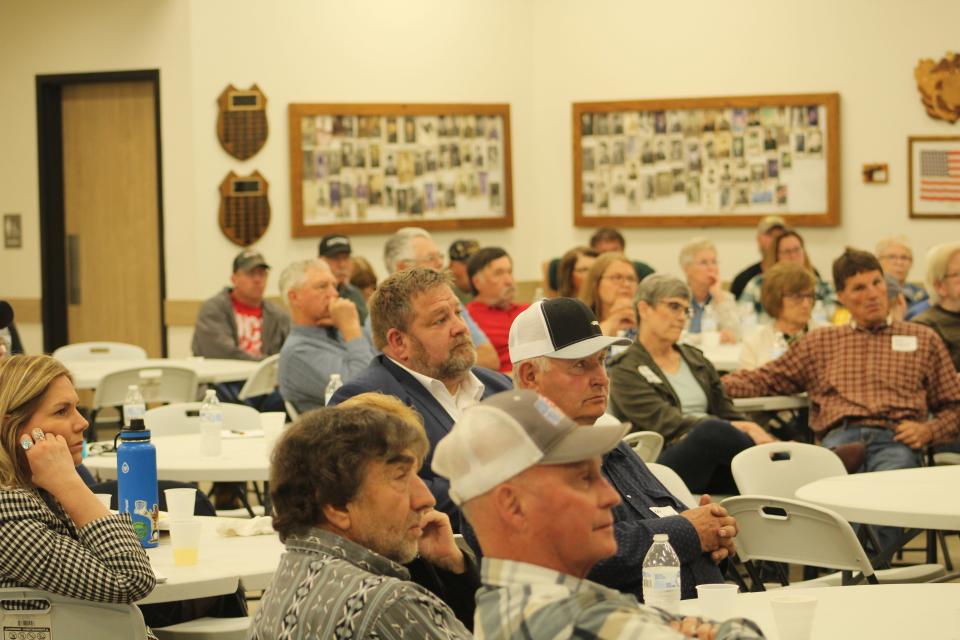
507,297,737,603
433,389,762,640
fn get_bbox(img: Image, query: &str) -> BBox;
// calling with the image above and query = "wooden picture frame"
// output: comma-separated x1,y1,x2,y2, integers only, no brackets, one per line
289,103,513,237
908,136,960,219
572,93,840,228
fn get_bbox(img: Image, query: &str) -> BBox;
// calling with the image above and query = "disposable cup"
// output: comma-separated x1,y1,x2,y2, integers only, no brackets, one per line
200,422,222,456
260,412,286,448
696,583,738,620
164,488,196,520
93,493,113,510
170,519,202,566
770,594,817,640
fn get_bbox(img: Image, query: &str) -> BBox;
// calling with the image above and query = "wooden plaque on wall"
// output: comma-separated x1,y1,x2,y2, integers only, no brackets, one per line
219,170,270,246
572,93,840,228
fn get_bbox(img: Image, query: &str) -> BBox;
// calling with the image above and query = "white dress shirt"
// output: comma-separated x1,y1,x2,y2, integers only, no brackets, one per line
387,356,485,420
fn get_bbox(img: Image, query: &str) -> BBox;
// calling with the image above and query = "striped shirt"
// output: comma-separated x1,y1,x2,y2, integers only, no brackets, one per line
250,528,470,640
723,320,960,439
475,558,764,640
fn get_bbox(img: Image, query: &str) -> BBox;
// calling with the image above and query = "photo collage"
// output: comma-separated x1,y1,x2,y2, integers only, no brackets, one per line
300,113,506,223
578,105,826,216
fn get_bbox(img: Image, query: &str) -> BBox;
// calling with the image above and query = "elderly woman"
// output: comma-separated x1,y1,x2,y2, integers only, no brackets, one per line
608,275,773,495
579,252,640,338
556,245,598,298
0,356,155,628
739,262,824,368
915,241,960,371
877,235,928,308
739,230,836,322
678,238,739,343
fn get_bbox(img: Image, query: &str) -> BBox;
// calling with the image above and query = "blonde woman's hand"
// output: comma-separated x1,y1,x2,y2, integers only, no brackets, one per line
21,429,83,495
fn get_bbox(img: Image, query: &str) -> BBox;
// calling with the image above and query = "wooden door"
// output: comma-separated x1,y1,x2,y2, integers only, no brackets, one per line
61,82,163,356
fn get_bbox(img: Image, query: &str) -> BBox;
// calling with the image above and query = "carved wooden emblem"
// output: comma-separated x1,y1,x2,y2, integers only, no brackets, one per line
915,53,960,123
219,171,270,246
217,84,268,159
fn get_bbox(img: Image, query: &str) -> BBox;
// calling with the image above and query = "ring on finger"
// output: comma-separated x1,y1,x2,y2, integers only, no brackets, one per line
21,438,33,450
31,429,45,441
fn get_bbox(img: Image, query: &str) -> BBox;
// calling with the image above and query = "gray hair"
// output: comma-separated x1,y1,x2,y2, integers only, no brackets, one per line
635,274,691,309
875,235,912,259
513,356,552,386
383,226,432,275
925,241,960,305
678,237,716,268
279,258,329,306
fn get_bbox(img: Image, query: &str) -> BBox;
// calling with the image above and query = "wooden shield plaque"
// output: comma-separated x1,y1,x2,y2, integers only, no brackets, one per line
217,84,268,160
219,170,271,246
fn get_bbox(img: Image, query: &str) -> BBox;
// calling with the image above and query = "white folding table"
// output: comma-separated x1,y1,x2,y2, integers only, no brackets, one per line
67,358,258,391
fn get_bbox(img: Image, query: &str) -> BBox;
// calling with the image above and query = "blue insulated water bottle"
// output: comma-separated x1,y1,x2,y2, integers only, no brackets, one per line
116,418,159,548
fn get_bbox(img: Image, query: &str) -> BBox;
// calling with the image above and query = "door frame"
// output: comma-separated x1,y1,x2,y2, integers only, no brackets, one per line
36,69,167,355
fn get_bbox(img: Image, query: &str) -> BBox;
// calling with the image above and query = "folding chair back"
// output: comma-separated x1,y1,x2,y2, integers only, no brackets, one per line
622,431,665,462
236,354,279,401
647,462,697,509
53,341,147,362
731,441,846,497
0,588,147,637
721,495,876,580
93,366,199,412
145,401,260,436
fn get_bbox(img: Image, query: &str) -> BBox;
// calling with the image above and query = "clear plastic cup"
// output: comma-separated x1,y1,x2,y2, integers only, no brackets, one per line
170,519,202,566
770,594,817,640
696,583,738,620
164,488,196,520
93,493,113,510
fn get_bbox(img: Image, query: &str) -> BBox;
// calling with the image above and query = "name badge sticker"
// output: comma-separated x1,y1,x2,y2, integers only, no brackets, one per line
892,335,918,352
650,506,679,518
638,366,663,384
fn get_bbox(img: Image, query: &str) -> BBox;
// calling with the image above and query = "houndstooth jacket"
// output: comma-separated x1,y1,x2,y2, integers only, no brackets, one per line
0,486,156,603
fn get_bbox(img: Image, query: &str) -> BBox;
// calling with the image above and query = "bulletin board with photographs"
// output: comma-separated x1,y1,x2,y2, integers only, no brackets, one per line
289,103,513,236
573,93,840,228
908,136,960,219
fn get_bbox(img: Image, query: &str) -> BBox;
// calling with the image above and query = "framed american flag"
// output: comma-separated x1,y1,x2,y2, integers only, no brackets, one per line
909,136,960,218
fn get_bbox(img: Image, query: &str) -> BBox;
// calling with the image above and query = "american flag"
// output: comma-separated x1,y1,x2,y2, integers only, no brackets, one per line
920,150,960,202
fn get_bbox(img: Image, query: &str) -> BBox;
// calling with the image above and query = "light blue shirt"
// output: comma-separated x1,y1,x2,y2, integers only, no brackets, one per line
664,358,709,416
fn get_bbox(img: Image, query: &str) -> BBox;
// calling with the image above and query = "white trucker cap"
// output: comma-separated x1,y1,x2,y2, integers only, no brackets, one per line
508,297,631,364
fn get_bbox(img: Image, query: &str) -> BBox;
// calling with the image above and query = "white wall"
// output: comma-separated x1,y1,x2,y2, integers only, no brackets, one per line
2,0,958,354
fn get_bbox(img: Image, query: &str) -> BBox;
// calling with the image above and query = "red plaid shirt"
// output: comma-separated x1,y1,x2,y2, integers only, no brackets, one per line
722,320,960,442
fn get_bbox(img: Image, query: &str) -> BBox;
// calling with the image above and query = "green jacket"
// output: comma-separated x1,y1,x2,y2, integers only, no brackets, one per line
608,341,745,446
914,304,960,371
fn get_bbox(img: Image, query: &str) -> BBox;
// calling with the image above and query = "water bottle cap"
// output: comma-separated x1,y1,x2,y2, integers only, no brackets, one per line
653,533,669,542
128,418,147,431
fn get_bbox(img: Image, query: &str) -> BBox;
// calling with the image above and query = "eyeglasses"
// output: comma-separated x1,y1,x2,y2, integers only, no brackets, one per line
601,274,638,285
943,272,960,281
784,292,816,302
573,266,593,274
416,253,445,266
880,254,912,263
659,301,691,317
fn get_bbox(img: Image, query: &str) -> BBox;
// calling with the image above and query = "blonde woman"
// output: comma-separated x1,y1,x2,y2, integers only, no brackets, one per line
579,252,639,338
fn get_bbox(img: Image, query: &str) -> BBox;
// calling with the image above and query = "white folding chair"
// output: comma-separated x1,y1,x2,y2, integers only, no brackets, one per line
0,588,147,637
236,354,279,401
284,400,300,421
622,431,665,462
53,341,147,361
89,365,199,440
721,495,879,589
647,462,697,509
153,616,251,640
731,441,846,497
145,402,260,437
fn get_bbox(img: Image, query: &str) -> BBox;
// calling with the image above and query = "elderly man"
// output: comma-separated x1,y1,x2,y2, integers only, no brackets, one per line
466,247,529,373
381,226,498,370
729,216,787,299
318,233,369,324
250,403,471,639
433,390,763,640
589,226,655,281
724,248,960,549
448,238,479,304
192,249,289,361
915,241,960,370
329,267,511,522
277,259,376,413
508,297,736,602
876,235,927,310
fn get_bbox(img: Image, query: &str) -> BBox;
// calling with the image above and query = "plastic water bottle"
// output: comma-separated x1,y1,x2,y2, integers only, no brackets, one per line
123,385,146,428
199,389,223,456
116,418,159,548
643,533,681,613
325,374,343,406
770,331,788,361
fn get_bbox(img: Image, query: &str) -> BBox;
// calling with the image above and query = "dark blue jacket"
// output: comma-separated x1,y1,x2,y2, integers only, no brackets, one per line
328,354,512,522
592,441,724,600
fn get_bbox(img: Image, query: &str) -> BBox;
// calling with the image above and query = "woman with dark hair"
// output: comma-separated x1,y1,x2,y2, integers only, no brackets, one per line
738,229,836,321
609,275,771,495
556,246,597,298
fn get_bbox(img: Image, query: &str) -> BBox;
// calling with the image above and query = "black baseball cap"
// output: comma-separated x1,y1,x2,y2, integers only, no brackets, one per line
449,239,480,262
318,234,352,257
508,297,631,363
233,250,270,273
